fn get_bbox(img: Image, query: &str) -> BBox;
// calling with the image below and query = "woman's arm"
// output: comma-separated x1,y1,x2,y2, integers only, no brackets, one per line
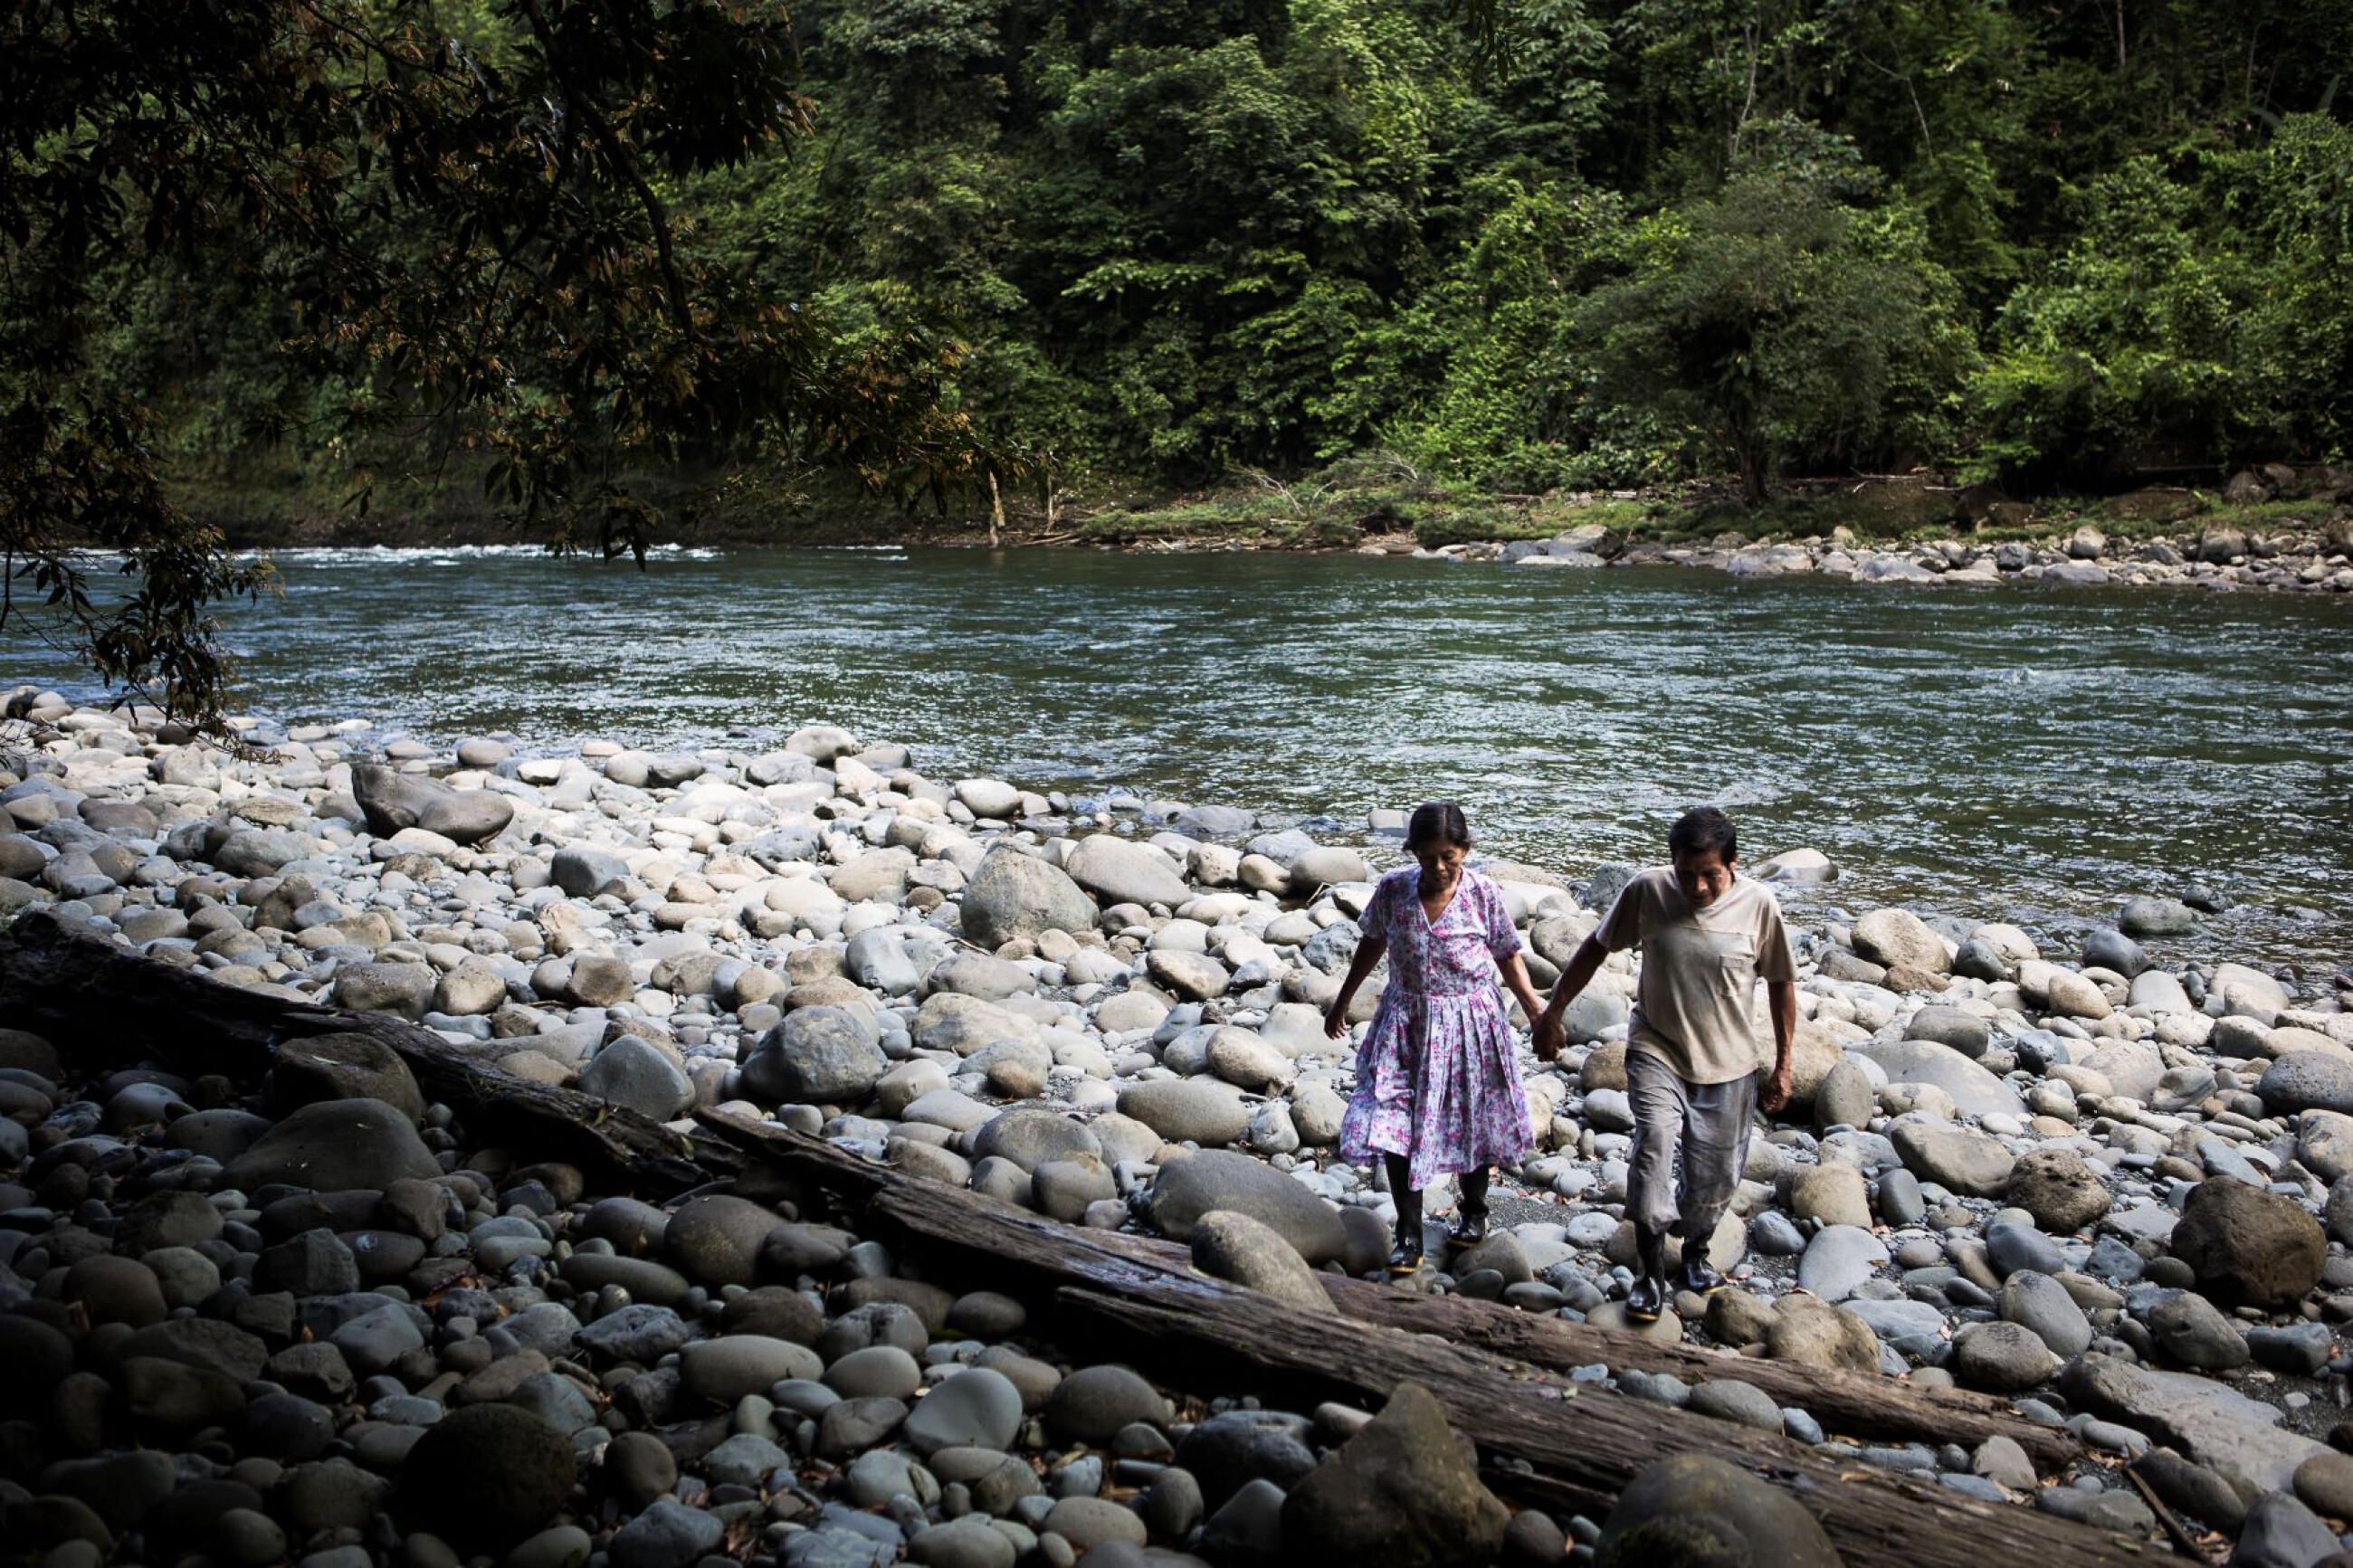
1323,934,1386,1039
1531,933,1607,1060
1496,950,1544,1029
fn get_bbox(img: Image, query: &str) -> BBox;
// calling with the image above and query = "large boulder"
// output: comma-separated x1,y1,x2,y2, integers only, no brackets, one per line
1116,1079,1252,1147
1594,1452,1839,1568
1851,908,1950,974
913,993,1038,1057
1145,1150,1347,1264
2004,1146,2112,1233
1903,1005,1990,1060
351,763,513,845
739,1007,887,1104
2257,1052,2353,1117
225,1098,442,1193
266,1032,426,1121
2168,1177,2326,1307
1281,1383,1508,1568
1949,1321,2058,1392
1766,1297,1879,1373
1065,835,1191,909
1192,1211,1334,1314
961,846,1099,949
665,1195,791,1288
333,963,437,1021
577,1036,694,1121
2119,897,2196,937
2062,1353,2330,1496
972,1108,1102,1172
1846,1039,2027,1119
399,1404,576,1547
551,847,632,898
1890,1119,2015,1198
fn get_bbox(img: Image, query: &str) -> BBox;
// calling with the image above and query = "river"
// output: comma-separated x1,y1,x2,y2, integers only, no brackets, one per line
8,544,2350,974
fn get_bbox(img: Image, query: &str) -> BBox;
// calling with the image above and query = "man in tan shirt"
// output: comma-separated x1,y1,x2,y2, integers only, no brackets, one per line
1535,806,1797,1322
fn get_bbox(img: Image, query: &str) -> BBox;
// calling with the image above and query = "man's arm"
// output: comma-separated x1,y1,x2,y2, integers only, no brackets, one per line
1760,978,1797,1113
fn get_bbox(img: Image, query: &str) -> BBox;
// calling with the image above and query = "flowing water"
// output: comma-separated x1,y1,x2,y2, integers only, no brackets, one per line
10,544,2351,974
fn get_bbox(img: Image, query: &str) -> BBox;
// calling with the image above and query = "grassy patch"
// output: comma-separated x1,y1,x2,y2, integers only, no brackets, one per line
2197,497,2340,531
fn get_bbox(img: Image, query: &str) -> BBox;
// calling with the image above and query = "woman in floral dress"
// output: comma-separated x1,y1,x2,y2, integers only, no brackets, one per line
1325,803,1541,1275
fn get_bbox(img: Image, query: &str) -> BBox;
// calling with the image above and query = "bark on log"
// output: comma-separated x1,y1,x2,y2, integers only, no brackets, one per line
0,910,735,1193
1327,1284,2054,1462
696,1111,2148,1566
1064,1289,2156,1568
0,918,2141,1562
696,1107,2078,1469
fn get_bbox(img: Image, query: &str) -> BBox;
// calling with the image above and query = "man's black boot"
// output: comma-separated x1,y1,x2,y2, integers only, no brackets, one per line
1627,1226,1668,1322
1677,1238,1728,1296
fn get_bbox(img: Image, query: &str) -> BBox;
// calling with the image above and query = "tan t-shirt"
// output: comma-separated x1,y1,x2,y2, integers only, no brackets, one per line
1596,867,1796,1085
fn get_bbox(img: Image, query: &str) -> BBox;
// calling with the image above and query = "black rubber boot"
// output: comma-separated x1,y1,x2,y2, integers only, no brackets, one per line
1450,1166,1491,1249
1386,1155,1424,1277
1627,1226,1668,1322
1675,1216,1727,1293
1677,1248,1728,1296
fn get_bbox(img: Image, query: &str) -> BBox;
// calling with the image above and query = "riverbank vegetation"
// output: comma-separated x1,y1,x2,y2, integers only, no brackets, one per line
108,2,2353,523
9,1,2353,713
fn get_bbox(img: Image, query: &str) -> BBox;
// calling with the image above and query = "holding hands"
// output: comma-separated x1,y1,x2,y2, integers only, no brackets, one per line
1531,1012,1566,1063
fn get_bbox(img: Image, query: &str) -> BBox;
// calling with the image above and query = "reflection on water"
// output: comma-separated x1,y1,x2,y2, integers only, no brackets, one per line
8,546,2350,972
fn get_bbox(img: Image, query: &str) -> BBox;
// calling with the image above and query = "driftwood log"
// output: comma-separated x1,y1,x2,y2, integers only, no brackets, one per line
692,1109,2076,1466
1,913,2157,1564
698,1112,2152,1567
0,910,738,1193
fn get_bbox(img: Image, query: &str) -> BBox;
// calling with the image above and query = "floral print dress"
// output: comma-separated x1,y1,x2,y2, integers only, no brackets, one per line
1339,866,1534,1190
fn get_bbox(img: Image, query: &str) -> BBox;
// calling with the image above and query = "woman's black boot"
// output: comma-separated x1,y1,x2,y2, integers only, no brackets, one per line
1386,1155,1424,1276
1449,1166,1491,1249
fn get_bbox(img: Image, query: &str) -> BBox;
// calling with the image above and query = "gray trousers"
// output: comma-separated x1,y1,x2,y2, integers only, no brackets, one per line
1625,1049,1756,1240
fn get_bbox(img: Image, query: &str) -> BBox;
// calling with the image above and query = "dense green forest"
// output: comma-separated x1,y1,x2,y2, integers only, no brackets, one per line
91,0,2352,514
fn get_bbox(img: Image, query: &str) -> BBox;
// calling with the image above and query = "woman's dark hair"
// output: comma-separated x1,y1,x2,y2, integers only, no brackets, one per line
1667,805,1738,862
1405,802,1472,851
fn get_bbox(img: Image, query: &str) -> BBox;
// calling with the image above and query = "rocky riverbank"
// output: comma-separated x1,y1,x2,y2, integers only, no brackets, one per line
3,687,2353,1567
1406,514,2353,594
188,458,2353,597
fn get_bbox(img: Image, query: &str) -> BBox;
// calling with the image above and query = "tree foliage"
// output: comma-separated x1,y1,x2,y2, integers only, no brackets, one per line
4,0,998,725
1584,176,1959,502
11,0,2353,721
755,0,2351,494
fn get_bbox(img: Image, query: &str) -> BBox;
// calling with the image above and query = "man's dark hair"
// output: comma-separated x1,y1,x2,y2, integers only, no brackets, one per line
1405,802,1473,850
1668,805,1738,862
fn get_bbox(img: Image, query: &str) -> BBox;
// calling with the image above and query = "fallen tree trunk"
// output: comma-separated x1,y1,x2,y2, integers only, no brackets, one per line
1064,1288,2155,1568
1,917,2142,1560
698,1107,2076,1469
694,1112,2147,1566
1327,1284,2044,1461
0,910,735,1193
